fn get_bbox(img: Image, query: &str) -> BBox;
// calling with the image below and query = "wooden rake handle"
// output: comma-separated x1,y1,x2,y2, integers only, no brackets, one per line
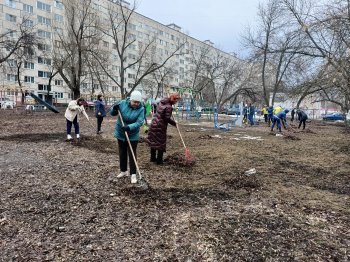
172,115,186,149
118,110,142,177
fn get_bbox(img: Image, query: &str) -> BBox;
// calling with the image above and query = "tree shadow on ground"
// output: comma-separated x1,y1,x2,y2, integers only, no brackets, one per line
278,160,350,195
0,133,64,143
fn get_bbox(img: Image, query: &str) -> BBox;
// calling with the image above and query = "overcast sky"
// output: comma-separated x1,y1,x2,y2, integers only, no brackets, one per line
136,0,262,55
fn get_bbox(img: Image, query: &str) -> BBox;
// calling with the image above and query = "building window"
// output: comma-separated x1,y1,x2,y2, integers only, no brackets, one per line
23,4,34,13
5,0,16,8
54,40,62,48
54,27,63,34
37,1,51,12
5,14,16,22
38,57,51,65
54,1,64,9
7,74,18,82
54,14,64,23
128,83,133,88
38,43,51,51
8,59,16,67
24,76,35,83
38,84,49,90
55,79,63,86
38,71,51,78
24,19,34,28
128,44,136,50
24,62,35,69
103,41,109,48
128,74,135,79
38,30,51,39
38,16,51,26
24,47,35,56
112,86,117,92
128,53,136,60
6,29,15,38
55,92,63,99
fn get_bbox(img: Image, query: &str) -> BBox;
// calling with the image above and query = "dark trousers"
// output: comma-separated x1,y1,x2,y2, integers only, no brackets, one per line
264,114,268,123
151,148,164,164
97,116,104,132
66,116,79,135
298,119,306,129
118,139,138,175
291,114,295,122
268,115,273,126
248,114,254,126
271,118,281,132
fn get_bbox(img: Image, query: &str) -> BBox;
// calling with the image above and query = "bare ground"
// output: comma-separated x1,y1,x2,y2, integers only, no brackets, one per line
0,110,349,261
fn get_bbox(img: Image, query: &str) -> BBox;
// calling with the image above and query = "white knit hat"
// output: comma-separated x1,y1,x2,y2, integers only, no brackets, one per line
130,90,142,102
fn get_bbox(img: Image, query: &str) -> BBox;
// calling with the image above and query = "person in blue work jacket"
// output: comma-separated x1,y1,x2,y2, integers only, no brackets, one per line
271,109,289,132
248,103,255,126
95,94,106,134
243,105,248,124
270,114,282,132
110,90,145,184
267,106,274,126
277,109,289,129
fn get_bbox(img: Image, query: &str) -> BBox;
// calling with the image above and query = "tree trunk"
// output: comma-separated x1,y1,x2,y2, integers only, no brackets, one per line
73,89,81,100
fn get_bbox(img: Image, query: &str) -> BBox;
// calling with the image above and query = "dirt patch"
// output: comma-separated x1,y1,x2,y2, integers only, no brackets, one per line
164,152,196,167
283,133,301,140
0,111,349,261
198,134,213,139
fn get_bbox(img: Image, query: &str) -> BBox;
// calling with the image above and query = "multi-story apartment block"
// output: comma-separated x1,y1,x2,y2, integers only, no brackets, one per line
0,0,237,105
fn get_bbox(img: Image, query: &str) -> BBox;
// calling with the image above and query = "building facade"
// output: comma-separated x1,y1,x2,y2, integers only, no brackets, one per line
0,0,237,105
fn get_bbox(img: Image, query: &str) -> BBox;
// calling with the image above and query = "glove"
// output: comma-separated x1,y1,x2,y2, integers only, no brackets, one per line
121,125,130,132
143,124,149,134
98,112,101,116
113,104,120,112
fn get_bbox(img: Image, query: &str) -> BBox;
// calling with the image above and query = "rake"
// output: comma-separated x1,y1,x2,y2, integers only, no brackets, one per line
118,110,149,189
172,116,194,163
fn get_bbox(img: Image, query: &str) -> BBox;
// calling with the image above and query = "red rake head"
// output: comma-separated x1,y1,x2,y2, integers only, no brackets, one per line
184,148,195,165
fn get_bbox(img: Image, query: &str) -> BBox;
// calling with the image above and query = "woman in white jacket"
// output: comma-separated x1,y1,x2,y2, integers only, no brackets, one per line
64,98,89,140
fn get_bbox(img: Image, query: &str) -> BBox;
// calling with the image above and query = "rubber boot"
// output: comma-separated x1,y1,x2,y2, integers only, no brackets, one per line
156,150,164,165
150,149,157,162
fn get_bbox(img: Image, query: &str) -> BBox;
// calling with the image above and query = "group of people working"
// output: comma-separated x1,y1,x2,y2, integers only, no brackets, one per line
261,105,309,132
64,91,180,184
64,94,310,184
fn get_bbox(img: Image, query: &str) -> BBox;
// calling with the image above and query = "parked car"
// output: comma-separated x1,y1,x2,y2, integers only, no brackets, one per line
226,105,241,115
0,99,15,109
322,112,345,121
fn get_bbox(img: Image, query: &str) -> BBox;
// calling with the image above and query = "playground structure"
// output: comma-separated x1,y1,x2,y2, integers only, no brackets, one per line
173,97,217,123
214,102,244,130
172,96,244,131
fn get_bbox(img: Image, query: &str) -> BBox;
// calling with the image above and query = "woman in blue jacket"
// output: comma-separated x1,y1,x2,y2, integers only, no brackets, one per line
95,94,106,134
110,91,145,184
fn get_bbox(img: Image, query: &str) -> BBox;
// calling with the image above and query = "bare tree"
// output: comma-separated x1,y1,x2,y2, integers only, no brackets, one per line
13,47,36,104
243,0,305,106
94,0,185,98
53,0,101,99
0,16,36,65
186,45,212,98
151,66,175,98
283,0,350,122
196,49,257,108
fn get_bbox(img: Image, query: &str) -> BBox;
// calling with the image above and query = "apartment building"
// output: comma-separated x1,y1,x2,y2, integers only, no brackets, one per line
0,0,237,105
